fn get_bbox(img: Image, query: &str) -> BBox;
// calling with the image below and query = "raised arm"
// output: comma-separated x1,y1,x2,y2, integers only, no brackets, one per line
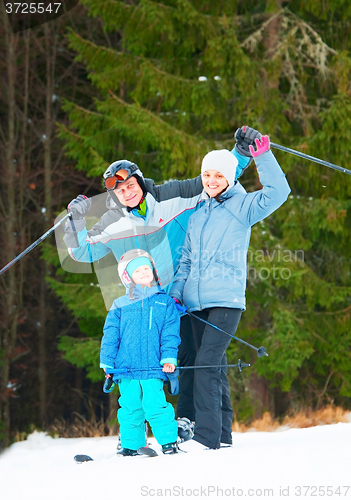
146,175,203,201
63,196,115,263
227,135,291,226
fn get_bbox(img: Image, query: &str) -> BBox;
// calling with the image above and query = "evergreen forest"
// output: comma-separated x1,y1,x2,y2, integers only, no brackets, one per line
1,0,351,450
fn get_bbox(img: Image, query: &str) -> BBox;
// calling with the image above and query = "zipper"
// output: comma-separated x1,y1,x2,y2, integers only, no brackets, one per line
198,200,212,310
149,306,153,330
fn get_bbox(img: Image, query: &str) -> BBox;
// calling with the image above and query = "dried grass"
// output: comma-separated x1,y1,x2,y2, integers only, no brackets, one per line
12,411,118,443
13,405,351,442
233,405,351,433
47,414,107,438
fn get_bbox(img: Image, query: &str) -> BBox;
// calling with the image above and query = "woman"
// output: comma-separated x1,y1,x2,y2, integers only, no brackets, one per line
170,130,291,450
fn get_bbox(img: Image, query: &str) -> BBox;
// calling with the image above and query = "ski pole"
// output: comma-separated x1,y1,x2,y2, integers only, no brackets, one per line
0,212,72,276
177,360,251,372
270,142,351,176
187,311,268,357
106,360,251,374
103,361,251,392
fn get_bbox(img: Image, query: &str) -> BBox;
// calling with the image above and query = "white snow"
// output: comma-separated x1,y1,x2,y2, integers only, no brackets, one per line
1,424,351,500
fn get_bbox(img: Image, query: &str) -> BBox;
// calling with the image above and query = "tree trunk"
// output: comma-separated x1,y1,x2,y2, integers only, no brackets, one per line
0,7,19,450
37,23,56,427
264,0,282,61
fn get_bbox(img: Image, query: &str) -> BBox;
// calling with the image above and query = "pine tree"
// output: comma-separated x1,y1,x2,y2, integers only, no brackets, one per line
0,3,105,446
53,0,351,420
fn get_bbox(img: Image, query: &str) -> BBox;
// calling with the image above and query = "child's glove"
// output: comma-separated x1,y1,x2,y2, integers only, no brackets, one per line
172,297,187,313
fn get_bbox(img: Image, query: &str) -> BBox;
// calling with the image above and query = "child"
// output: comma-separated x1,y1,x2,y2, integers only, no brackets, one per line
100,249,181,455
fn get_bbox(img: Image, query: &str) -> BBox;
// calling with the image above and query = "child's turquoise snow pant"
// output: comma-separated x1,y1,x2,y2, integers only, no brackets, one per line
118,378,178,450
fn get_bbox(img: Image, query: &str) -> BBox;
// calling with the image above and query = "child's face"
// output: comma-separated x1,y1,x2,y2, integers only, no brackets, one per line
131,265,154,287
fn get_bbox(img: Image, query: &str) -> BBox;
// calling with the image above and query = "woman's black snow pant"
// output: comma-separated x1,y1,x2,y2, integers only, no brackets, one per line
190,307,242,449
176,314,196,421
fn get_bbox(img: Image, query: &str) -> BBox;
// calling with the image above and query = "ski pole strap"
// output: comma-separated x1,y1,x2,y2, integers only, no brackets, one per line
103,376,116,393
165,370,179,395
271,142,351,176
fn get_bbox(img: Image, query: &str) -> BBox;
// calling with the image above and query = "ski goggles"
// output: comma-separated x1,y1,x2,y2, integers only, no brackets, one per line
104,169,131,190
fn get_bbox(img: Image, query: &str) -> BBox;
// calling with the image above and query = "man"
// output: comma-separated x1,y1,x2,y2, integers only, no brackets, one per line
63,126,259,424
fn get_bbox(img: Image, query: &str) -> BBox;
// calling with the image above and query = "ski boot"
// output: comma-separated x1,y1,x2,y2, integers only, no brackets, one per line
177,417,194,442
117,448,138,457
162,442,179,455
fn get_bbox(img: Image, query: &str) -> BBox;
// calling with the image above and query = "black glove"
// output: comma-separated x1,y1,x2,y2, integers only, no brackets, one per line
234,126,262,158
67,195,91,220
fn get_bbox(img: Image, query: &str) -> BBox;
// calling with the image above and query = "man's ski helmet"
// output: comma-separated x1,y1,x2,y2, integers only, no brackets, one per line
118,249,160,287
103,160,146,194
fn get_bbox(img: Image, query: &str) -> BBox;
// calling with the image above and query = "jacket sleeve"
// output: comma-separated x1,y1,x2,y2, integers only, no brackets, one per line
64,226,112,263
169,225,192,302
148,176,203,201
100,303,121,368
227,150,290,227
160,299,181,365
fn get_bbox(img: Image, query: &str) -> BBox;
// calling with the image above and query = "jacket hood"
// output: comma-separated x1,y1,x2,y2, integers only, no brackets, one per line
115,284,164,308
132,283,164,300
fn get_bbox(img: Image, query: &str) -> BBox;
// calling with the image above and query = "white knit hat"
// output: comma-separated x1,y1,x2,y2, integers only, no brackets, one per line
201,149,238,188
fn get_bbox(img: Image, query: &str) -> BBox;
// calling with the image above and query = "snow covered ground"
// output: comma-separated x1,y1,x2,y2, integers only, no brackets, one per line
1,423,351,500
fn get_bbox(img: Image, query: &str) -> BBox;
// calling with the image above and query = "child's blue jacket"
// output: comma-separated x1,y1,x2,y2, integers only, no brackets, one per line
100,284,181,381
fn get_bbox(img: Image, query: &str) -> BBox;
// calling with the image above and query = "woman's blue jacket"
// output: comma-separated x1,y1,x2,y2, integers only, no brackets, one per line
170,150,291,311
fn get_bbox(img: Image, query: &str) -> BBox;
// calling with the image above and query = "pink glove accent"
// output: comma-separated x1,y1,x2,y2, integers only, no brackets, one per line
249,135,270,157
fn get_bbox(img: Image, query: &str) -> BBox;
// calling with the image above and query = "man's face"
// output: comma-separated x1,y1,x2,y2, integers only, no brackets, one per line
114,176,143,208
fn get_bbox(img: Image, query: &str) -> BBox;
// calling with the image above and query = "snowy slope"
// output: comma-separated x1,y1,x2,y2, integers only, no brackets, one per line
1,424,350,500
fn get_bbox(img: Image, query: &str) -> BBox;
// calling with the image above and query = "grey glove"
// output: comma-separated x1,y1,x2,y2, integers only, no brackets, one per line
234,126,262,158
64,217,86,234
67,195,91,220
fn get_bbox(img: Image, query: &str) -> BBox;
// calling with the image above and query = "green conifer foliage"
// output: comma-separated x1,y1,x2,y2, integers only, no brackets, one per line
54,0,351,417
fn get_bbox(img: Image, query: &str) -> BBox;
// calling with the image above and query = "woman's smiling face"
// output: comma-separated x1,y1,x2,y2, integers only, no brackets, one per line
202,170,229,198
